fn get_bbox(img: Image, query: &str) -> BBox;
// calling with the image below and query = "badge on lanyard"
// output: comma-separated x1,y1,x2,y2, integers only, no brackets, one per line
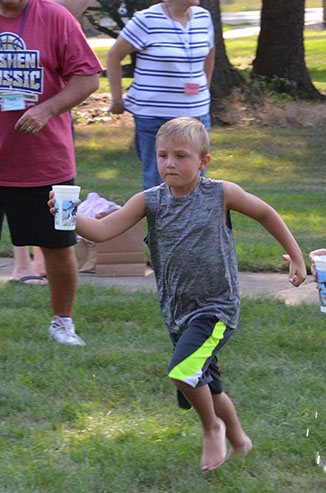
1,93,26,112
184,83,199,95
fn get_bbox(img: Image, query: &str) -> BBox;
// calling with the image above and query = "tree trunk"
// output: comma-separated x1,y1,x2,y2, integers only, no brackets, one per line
201,0,244,123
323,0,326,29
252,0,322,99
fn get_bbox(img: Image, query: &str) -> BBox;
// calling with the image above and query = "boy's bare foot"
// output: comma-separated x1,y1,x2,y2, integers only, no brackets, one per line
226,436,252,460
201,420,227,472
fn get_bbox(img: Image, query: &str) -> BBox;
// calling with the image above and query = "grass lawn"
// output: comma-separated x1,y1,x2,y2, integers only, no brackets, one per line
1,282,326,492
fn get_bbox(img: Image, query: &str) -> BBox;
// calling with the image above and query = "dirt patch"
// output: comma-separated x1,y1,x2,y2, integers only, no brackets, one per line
72,89,326,128
213,88,326,127
72,92,134,127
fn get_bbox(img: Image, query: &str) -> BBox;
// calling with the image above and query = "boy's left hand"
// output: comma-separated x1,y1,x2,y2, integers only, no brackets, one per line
282,254,307,287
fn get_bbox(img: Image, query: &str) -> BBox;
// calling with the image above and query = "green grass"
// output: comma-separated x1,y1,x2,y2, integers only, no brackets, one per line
304,31,326,92
1,283,326,492
224,35,258,71
221,0,262,12
92,47,133,93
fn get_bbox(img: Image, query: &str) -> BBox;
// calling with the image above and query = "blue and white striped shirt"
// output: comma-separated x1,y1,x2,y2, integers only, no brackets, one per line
121,4,214,118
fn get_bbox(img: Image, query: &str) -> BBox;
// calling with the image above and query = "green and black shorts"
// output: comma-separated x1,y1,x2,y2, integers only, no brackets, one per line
168,315,234,395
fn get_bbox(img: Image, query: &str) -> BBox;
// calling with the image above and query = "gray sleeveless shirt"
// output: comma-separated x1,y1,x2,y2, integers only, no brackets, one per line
144,177,240,334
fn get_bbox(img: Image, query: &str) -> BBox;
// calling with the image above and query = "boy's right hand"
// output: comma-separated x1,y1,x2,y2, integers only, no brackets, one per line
48,190,56,216
309,249,326,282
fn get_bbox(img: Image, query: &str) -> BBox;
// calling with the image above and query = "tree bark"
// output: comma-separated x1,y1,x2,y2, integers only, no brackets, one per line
323,0,326,29
201,0,245,124
201,0,244,100
252,0,322,98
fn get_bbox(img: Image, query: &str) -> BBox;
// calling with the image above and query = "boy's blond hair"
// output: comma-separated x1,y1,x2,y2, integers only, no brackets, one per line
156,117,209,157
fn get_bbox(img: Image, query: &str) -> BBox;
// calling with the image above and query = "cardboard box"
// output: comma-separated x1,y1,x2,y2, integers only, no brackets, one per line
77,239,96,273
95,219,146,276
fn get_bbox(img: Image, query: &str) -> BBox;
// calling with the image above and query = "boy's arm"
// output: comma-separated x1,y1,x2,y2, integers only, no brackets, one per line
223,181,306,287
49,191,146,242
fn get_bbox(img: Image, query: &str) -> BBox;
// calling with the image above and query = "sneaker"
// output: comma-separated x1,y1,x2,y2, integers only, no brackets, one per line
49,316,86,346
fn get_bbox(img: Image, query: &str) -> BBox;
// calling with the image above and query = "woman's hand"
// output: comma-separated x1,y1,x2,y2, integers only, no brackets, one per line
109,101,125,114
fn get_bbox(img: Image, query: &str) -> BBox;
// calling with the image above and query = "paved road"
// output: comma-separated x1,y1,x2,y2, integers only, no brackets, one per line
221,7,323,38
221,7,322,26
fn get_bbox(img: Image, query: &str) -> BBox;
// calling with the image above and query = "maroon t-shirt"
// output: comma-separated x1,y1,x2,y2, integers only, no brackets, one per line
0,0,103,186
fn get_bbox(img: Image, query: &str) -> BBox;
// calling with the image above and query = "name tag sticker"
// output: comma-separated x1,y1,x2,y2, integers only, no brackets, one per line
184,83,199,95
2,93,26,112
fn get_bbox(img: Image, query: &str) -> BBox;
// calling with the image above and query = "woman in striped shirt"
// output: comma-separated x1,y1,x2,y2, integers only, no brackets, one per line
107,0,215,190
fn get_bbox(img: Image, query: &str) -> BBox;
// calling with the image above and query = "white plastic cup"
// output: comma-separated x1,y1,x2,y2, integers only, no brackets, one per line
52,185,80,231
312,255,326,313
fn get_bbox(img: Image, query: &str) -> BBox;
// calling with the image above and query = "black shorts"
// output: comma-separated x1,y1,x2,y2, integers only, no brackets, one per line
0,204,4,236
0,180,77,248
168,315,234,394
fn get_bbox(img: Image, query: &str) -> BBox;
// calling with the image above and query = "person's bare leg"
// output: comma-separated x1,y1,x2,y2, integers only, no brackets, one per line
212,392,252,459
11,246,47,284
41,246,78,317
172,379,227,471
32,246,47,277
12,246,33,279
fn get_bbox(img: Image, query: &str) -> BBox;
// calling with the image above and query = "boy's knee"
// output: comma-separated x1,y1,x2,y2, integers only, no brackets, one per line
169,377,195,394
170,377,181,388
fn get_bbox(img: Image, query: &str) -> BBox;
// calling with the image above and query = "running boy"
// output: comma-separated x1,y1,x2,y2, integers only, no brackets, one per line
48,117,306,472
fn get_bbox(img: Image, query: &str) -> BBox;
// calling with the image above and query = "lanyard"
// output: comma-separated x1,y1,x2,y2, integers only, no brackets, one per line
164,3,193,77
19,0,30,37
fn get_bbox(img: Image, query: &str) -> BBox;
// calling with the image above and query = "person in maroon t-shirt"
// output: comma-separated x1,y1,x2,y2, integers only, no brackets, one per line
0,0,102,345
5,0,94,288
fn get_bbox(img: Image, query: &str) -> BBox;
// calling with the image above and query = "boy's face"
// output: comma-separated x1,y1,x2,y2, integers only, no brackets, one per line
156,136,210,197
